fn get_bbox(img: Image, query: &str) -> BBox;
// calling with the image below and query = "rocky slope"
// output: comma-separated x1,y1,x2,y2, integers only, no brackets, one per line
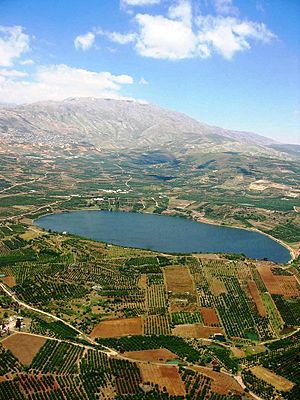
0,97,287,157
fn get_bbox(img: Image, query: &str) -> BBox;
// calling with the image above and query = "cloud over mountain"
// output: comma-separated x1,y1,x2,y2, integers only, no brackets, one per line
79,0,275,61
0,64,134,103
0,25,30,67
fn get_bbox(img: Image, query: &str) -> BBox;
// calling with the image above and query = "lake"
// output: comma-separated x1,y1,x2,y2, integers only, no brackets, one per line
34,210,291,263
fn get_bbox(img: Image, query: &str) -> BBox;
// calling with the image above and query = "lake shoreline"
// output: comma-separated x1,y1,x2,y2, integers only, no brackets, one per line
191,214,296,263
33,208,293,264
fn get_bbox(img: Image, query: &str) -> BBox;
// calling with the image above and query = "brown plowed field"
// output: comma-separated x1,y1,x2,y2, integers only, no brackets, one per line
164,266,195,293
200,307,220,326
90,317,143,338
247,281,266,317
124,348,178,363
0,275,15,287
193,366,246,396
140,364,185,396
2,333,46,365
258,267,300,297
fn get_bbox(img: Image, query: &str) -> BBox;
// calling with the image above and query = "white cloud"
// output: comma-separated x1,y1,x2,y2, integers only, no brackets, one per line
74,32,95,51
80,0,274,61
135,1,198,60
139,77,149,84
0,25,30,67
197,15,275,59
20,59,34,65
0,64,134,104
76,0,275,61
132,0,275,60
168,0,192,27
135,14,196,59
74,29,136,50
107,32,137,44
0,69,28,77
213,0,239,16
95,29,137,44
121,0,160,6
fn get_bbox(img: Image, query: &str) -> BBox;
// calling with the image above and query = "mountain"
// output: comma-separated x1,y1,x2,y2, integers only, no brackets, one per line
0,97,290,158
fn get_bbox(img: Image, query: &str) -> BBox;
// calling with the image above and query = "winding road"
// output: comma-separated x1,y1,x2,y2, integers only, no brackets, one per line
0,280,262,399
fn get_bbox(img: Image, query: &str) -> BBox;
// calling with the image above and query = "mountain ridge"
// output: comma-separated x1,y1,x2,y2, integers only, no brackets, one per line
0,97,290,158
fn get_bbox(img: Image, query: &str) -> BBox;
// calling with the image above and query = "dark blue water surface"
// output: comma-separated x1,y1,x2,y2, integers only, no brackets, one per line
35,211,291,263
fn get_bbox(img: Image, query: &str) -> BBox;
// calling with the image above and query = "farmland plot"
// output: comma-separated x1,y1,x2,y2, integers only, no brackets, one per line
164,265,195,293
139,364,186,396
124,348,178,363
2,333,46,365
258,266,300,297
90,317,143,338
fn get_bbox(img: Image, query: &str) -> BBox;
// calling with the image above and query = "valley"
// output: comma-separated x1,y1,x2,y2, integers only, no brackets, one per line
0,219,300,399
0,99,299,399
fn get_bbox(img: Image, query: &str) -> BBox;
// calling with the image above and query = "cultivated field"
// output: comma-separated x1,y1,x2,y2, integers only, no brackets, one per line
140,364,186,396
247,281,267,317
2,333,46,365
0,200,299,399
258,266,300,297
251,365,295,392
0,274,15,287
164,265,195,293
124,348,178,363
90,317,143,338
194,366,245,396
200,307,220,326
172,323,224,338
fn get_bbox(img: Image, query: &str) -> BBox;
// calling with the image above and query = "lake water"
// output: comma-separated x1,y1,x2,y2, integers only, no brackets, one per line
35,210,291,263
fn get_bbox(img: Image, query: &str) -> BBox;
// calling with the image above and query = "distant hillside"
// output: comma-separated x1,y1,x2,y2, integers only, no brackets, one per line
0,97,291,158
269,143,300,157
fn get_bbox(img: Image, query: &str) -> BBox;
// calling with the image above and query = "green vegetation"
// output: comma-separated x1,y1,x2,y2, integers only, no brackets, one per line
271,295,300,327
30,340,84,374
0,345,22,375
242,369,278,400
97,335,200,363
170,311,202,325
208,344,239,373
0,144,299,398
25,312,78,339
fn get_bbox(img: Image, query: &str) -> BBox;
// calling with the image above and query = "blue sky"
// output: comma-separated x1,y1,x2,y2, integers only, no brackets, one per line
0,0,299,143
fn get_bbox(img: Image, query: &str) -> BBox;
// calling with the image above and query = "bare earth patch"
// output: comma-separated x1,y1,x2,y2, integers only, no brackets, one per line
20,229,42,241
169,299,198,313
251,366,294,392
90,317,143,338
0,275,16,287
164,266,195,293
230,347,245,358
193,366,245,396
247,281,266,317
124,348,178,363
138,274,147,289
2,333,46,365
208,277,227,296
200,307,220,326
258,266,300,297
140,364,185,396
172,324,224,339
